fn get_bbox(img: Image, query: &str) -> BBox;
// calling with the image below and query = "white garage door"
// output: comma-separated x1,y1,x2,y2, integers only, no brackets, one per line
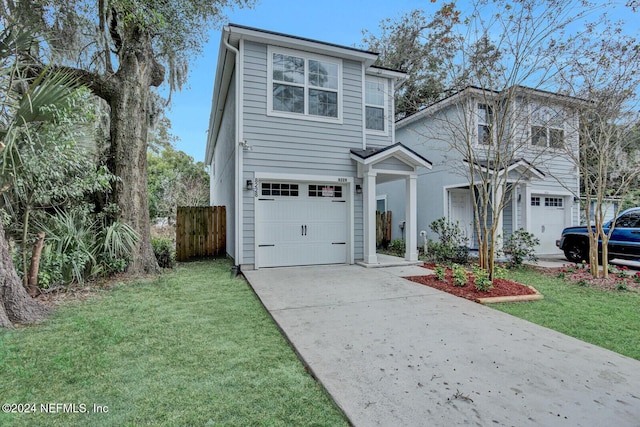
256,182,348,268
530,195,568,254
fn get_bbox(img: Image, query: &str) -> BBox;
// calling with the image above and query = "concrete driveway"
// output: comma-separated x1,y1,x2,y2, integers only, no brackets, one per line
243,264,640,427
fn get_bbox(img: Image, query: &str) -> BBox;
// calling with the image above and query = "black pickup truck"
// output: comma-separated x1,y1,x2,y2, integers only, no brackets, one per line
556,207,640,263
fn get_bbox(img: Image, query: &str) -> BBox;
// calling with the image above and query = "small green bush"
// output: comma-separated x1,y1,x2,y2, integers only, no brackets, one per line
427,218,469,264
472,265,493,292
434,265,447,281
503,229,540,267
451,264,468,287
152,238,175,268
387,238,405,256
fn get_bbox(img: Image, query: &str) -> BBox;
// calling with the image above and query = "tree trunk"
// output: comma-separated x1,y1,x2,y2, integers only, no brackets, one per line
0,221,49,328
27,231,45,296
107,29,164,275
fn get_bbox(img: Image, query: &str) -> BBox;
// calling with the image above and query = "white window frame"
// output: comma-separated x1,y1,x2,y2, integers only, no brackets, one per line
365,76,388,135
267,46,343,124
476,102,494,146
529,104,565,149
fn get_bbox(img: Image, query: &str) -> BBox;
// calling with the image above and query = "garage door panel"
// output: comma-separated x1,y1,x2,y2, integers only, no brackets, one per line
256,182,348,268
531,195,568,254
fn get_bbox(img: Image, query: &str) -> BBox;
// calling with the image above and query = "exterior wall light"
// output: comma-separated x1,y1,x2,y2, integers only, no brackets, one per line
246,180,253,191
355,184,362,194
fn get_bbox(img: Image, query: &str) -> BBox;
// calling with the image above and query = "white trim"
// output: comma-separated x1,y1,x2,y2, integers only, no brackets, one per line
350,146,432,170
253,173,354,269
376,195,387,212
228,24,379,66
364,75,389,136
266,46,343,124
361,63,367,150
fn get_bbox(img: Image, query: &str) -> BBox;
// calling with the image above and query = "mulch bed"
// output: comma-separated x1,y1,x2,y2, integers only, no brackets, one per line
534,264,640,291
404,264,539,303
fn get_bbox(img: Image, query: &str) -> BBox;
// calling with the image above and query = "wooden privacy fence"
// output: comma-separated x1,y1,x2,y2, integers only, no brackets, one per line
176,206,226,261
376,211,392,248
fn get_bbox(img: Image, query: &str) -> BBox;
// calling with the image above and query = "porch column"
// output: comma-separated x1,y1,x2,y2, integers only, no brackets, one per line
405,174,418,261
522,183,532,232
363,169,378,264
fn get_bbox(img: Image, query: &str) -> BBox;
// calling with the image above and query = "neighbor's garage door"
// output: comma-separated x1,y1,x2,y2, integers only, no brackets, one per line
530,195,568,254
256,182,347,268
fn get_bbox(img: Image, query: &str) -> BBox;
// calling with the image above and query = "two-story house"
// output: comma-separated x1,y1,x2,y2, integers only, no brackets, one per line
206,24,431,270
378,86,582,254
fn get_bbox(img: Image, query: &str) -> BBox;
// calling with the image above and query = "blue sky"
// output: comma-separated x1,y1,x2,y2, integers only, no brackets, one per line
163,0,636,163
163,0,437,162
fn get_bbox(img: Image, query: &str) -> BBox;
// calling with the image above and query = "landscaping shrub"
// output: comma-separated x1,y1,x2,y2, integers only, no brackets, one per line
152,237,175,268
434,265,446,281
427,218,469,264
451,264,468,287
472,264,493,292
36,208,138,286
503,229,540,267
387,238,405,256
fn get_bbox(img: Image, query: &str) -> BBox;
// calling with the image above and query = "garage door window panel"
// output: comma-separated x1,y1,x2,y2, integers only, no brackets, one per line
262,183,299,197
309,185,343,198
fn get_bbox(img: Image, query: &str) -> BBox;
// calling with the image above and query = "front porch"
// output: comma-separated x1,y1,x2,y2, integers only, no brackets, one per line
351,143,432,266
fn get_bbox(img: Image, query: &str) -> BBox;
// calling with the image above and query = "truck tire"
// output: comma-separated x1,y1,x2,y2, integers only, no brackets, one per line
563,239,588,263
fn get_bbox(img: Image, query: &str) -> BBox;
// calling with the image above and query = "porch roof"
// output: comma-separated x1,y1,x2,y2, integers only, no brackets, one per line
466,158,546,180
350,143,432,169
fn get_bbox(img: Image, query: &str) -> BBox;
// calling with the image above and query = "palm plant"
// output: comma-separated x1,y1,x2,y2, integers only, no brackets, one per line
0,22,81,327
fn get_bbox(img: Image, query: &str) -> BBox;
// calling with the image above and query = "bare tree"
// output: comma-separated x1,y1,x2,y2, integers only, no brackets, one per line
395,0,605,277
362,4,461,119
556,25,640,278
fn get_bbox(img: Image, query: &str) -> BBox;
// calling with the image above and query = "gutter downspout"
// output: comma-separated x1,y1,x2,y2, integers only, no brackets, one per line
223,29,243,275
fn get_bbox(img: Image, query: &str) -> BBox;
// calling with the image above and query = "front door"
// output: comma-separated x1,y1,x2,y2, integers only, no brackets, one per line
448,188,473,242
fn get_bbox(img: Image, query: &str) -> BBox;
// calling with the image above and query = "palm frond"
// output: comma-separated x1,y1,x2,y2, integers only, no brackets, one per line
14,68,81,125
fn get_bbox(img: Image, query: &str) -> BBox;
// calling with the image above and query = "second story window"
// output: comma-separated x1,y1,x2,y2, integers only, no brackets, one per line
531,105,564,148
269,48,341,121
365,77,387,132
478,104,493,145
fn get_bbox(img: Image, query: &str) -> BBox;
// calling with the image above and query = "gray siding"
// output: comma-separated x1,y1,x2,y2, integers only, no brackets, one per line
373,157,415,172
211,74,237,260
239,41,389,265
388,96,580,251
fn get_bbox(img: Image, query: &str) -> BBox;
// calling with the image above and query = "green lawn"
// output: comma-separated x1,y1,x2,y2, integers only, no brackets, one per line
494,268,640,361
0,260,348,427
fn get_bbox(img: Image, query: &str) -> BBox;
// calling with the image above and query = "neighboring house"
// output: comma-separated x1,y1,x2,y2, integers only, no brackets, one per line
205,24,431,270
378,86,582,255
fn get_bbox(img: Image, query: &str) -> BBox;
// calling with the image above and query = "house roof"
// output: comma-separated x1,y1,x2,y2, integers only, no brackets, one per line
350,142,433,169
226,23,379,58
395,85,589,130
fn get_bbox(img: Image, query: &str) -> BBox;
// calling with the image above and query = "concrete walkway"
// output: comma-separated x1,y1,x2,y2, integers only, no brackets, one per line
243,264,640,427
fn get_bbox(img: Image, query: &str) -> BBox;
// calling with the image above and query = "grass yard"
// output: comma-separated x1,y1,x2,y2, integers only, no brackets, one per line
494,267,640,361
0,260,348,427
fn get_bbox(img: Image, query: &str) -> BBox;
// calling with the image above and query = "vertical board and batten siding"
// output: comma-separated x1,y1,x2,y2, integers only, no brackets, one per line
211,74,237,259
239,41,368,265
176,206,226,261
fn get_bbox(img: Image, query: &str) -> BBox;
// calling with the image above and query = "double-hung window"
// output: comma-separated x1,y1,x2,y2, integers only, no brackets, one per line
269,47,341,121
477,103,493,145
365,77,387,132
531,105,564,148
